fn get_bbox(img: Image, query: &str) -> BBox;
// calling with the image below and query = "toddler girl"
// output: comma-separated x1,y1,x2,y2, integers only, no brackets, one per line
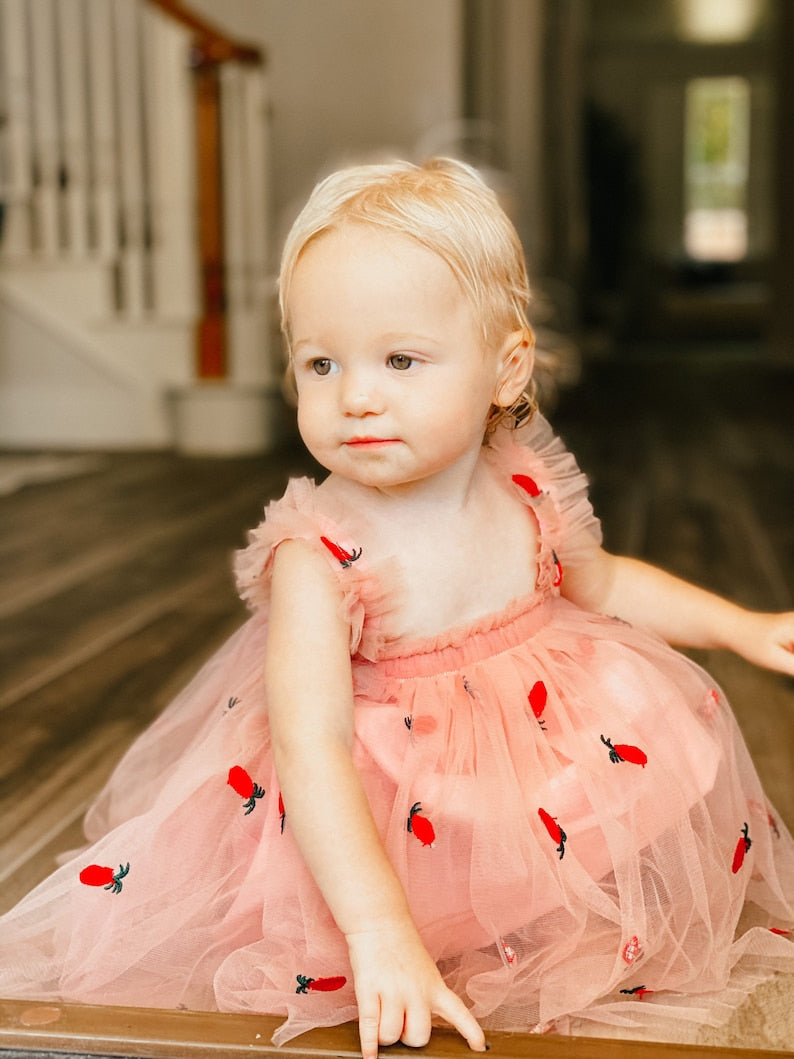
1,158,793,1059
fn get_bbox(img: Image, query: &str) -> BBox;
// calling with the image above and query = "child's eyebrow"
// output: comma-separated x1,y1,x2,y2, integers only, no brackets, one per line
292,332,442,353
380,332,440,347
290,338,326,355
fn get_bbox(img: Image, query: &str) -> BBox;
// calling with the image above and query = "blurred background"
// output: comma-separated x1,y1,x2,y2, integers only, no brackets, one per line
1,0,792,945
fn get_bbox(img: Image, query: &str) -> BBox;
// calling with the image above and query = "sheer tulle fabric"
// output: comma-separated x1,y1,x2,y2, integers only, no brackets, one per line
0,416,792,1046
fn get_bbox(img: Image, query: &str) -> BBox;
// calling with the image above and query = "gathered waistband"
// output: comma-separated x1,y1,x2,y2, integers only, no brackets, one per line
370,594,555,679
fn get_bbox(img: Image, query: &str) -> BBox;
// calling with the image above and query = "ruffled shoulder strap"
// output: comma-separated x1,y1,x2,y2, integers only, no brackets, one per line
491,414,603,572
233,478,386,659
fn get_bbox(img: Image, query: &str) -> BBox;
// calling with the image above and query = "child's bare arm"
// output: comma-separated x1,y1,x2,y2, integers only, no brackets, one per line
266,540,485,1059
561,548,794,675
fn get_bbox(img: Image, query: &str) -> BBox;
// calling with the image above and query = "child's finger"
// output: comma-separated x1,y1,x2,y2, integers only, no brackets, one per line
357,1004,382,1059
376,998,406,1047
400,1005,432,1049
435,990,487,1051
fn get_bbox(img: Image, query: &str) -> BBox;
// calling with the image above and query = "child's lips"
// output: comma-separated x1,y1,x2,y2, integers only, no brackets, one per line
345,436,400,446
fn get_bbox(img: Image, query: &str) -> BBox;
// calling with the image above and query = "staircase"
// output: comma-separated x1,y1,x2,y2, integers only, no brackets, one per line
0,0,281,452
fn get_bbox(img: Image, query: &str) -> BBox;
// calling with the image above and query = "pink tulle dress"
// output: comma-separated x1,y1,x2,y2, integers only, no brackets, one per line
1,416,792,1046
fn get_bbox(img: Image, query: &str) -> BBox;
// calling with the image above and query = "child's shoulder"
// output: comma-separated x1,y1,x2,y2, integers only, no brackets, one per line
233,475,360,610
263,473,360,529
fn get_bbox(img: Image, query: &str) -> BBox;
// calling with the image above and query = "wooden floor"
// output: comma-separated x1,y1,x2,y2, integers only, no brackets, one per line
0,345,792,1058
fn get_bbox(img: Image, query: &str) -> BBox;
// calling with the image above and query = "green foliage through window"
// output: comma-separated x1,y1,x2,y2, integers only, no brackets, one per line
684,76,750,260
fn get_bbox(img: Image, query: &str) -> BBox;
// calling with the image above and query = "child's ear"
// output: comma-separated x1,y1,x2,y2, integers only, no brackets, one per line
494,329,535,408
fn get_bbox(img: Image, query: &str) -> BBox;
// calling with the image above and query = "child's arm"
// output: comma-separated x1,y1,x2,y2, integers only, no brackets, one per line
561,549,794,675
265,540,486,1059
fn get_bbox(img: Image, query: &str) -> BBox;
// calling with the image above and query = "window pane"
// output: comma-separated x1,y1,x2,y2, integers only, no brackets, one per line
684,76,750,261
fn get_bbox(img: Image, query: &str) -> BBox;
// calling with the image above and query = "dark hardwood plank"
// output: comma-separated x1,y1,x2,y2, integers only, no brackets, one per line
0,457,302,623
0,483,257,703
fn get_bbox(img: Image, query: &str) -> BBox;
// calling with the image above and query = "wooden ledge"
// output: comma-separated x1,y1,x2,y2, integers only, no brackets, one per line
0,1000,789,1059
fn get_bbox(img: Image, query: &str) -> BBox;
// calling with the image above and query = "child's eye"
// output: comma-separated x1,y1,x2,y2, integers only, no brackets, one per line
311,358,335,376
388,353,413,371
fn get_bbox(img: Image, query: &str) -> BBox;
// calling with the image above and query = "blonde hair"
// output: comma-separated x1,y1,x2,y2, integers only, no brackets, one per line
279,157,536,429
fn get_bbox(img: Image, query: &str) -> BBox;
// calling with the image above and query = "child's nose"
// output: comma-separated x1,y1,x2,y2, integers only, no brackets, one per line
341,372,384,416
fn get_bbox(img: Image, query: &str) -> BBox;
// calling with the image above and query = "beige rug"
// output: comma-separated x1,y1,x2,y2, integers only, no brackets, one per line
563,975,794,1051
696,975,794,1051
0,453,106,495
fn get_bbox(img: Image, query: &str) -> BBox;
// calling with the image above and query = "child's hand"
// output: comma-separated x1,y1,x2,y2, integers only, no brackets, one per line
733,611,794,675
346,919,486,1059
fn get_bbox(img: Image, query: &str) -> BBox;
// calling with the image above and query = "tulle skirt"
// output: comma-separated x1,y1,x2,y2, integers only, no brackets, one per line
1,593,793,1045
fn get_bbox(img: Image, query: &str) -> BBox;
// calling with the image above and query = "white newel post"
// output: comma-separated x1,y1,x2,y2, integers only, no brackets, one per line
171,50,284,456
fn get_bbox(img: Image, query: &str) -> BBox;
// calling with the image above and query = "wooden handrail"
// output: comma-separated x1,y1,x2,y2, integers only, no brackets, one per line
145,0,265,379
147,0,263,65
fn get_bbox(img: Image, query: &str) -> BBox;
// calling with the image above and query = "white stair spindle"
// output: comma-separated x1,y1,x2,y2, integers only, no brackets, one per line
243,64,274,383
141,3,198,321
56,0,90,258
221,62,272,384
85,0,119,263
220,63,246,315
242,66,271,303
28,0,61,256
0,0,34,256
113,0,147,317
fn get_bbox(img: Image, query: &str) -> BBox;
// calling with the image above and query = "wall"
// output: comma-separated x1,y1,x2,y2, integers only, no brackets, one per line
187,0,463,260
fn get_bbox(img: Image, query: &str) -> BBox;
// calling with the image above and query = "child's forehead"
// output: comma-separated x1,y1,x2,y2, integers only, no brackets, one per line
288,224,479,342
296,222,460,288
304,220,439,260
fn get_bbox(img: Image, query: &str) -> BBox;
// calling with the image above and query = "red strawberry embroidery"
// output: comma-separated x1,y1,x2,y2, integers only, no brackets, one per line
404,714,437,736
501,941,517,964
748,799,782,839
622,936,643,964
538,807,567,859
407,802,435,847
732,822,752,873
620,985,654,999
551,549,563,586
601,734,647,768
528,681,548,727
79,862,129,893
320,536,362,567
512,473,542,498
227,765,265,814
296,974,347,994
701,688,721,719
278,792,286,833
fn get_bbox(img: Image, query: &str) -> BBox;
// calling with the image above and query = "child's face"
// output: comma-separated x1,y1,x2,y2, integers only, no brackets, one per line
287,223,513,492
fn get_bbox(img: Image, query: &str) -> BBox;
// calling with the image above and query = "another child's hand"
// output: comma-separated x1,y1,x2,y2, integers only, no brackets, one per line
346,919,486,1059
733,610,794,675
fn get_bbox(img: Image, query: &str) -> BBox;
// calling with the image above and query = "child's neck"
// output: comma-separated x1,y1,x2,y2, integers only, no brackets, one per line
319,446,539,639
323,448,486,517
